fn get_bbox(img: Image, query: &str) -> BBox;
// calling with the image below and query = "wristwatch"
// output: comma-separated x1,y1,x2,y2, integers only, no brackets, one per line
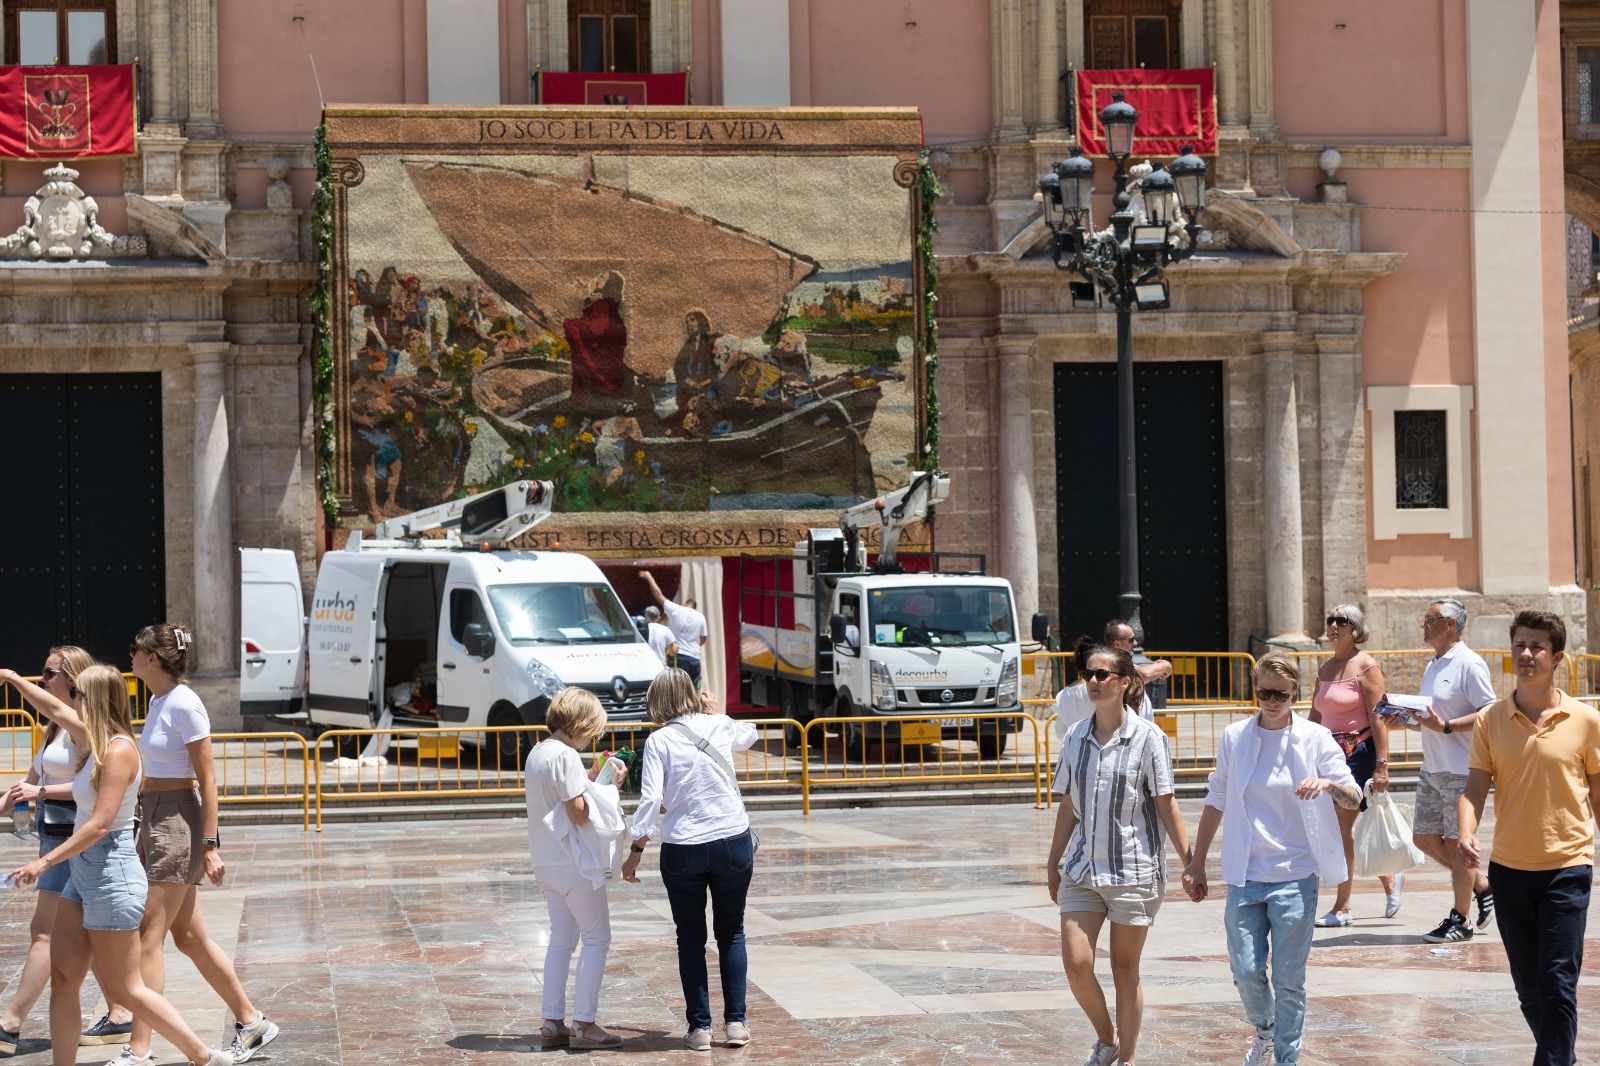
202,836,221,851
629,843,646,854
1442,718,1453,735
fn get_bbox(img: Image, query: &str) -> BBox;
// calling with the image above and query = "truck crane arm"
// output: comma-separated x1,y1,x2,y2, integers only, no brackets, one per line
372,480,554,546
838,471,949,571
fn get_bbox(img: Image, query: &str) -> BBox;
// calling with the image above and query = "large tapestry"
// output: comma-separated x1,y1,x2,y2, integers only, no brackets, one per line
323,107,927,556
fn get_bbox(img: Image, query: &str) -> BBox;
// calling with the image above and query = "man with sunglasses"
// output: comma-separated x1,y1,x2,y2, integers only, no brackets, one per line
1105,620,1169,719
1400,598,1496,944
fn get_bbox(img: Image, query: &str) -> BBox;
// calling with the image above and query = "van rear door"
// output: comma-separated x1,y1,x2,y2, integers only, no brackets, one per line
307,551,385,726
239,549,306,719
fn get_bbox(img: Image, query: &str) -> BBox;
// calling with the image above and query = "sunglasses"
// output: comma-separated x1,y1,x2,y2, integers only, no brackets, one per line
128,643,146,658
1255,688,1294,703
1326,616,1352,627
39,667,61,681
1081,668,1119,682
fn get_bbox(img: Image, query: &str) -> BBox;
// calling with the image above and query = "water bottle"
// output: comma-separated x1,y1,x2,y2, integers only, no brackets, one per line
11,800,31,838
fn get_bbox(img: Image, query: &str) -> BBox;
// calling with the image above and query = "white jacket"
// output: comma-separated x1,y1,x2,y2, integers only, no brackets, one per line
1203,713,1356,888
549,779,629,887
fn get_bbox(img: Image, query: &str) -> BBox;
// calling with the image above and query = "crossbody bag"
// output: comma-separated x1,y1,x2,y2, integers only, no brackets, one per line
666,717,758,853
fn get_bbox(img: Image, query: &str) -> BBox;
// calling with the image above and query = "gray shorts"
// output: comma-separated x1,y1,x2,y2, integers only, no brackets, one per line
1057,876,1164,926
61,829,147,932
1413,770,1468,838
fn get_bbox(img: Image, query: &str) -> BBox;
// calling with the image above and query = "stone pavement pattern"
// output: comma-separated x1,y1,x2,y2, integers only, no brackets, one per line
0,800,1596,1065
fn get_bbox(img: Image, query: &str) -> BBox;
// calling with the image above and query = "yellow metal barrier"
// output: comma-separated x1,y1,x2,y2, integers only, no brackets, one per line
0,709,44,776
1574,654,1600,697
210,732,312,831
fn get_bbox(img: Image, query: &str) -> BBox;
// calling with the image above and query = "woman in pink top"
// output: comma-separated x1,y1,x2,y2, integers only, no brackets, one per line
1308,603,1397,926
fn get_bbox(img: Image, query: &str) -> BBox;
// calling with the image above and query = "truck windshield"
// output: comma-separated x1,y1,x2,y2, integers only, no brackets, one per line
488,583,639,645
866,586,1015,648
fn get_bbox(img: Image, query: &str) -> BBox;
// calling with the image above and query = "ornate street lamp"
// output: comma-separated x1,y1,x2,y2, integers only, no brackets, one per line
1035,92,1209,644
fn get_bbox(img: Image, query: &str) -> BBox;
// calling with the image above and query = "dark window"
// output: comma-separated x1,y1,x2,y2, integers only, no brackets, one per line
448,588,488,644
1395,410,1448,510
1086,0,1180,70
3,1,116,65
1580,47,1600,125
569,0,651,73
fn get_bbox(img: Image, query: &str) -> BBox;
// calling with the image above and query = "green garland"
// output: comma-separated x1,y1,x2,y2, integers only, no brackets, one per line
918,150,942,471
310,125,338,522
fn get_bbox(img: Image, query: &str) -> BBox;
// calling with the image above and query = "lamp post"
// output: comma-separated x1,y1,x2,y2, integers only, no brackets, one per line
1036,93,1208,644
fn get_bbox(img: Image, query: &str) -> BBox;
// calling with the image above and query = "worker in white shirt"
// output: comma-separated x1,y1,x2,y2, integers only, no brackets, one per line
642,571,708,686
643,606,678,667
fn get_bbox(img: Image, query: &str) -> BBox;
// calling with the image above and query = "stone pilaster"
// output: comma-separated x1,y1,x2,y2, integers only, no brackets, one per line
191,342,235,676
997,338,1040,624
186,0,220,137
147,0,177,128
992,0,1028,140
1315,333,1367,611
1036,0,1060,131
1247,0,1276,143
1180,0,1206,70
1261,337,1308,642
1063,0,1084,69
1213,0,1248,129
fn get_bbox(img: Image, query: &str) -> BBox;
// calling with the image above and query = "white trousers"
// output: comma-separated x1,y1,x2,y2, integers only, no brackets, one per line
534,862,613,1023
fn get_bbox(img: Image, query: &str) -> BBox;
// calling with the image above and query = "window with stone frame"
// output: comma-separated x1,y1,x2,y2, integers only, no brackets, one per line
569,0,651,74
1394,409,1448,510
3,0,115,65
1580,47,1600,126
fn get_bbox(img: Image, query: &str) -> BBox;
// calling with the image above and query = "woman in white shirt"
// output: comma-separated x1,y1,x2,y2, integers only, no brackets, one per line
0,646,93,1054
118,624,277,1065
525,688,625,1050
1181,657,1362,1066
2,664,235,1066
621,669,757,1053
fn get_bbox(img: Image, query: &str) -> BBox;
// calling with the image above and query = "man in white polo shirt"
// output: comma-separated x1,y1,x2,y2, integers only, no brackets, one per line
642,571,708,685
1408,598,1496,943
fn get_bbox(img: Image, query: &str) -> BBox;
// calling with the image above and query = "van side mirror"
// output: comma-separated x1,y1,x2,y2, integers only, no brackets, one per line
1031,612,1050,644
463,621,495,659
829,613,849,647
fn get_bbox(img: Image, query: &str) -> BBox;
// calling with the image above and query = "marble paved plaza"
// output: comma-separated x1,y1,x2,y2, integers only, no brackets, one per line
0,800,1596,1065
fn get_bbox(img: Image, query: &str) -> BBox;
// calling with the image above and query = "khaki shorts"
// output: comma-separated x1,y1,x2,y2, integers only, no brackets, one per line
138,788,206,885
1057,876,1164,926
1412,770,1468,839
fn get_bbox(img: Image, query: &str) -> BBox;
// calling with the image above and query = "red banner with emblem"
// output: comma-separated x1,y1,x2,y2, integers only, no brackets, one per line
0,65,136,159
539,71,689,106
1075,68,1216,157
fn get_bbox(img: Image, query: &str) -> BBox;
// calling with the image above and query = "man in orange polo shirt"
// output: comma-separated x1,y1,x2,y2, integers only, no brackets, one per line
1458,609,1600,1066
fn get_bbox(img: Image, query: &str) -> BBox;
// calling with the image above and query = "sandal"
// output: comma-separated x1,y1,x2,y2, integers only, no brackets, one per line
570,1022,623,1049
539,1020,570,1049
1315,909,1352,927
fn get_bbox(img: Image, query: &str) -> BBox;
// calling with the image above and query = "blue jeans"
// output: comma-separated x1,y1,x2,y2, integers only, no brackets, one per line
659,829,754,1030
1225,875,1318,1063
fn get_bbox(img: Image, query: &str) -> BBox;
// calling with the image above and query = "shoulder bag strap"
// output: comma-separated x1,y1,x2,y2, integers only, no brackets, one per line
666,718,742,795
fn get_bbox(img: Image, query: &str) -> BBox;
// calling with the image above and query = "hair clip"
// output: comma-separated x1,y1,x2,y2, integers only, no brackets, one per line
173,628,190,651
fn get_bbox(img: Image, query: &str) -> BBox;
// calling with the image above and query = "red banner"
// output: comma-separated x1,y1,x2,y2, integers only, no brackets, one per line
0,64,136,159
1075,68,1215,157
539,71,689,106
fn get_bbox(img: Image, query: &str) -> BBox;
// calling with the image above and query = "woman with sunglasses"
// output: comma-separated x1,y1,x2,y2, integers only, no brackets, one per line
1182,657,1361,1065
0,647,95,1055
116,625,278,1066
1046,647,1189,1066
1308,604,1397,926
1,664,237,1066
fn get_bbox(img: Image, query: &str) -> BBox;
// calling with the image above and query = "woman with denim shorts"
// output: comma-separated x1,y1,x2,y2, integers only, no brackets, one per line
621,669,757,1053
0,646,94,1054
2,664,235,1066
1182,656,1362,1065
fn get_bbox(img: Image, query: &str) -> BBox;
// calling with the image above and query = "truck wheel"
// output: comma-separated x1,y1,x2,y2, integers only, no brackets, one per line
489,703,533,769
838,696,873,761
778,682,808,753
978,729,1010,760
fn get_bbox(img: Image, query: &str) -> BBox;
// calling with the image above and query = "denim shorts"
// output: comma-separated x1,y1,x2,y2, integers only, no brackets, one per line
61,829,147,931
35,819,72,895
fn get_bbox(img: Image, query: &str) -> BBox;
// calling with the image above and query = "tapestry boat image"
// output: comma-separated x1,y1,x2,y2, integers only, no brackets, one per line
401,159,897,504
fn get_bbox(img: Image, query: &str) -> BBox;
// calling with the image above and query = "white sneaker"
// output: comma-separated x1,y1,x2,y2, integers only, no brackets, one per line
683,1027,712,1052
228,1013,280,1062
201,1050,238,1066
1082,1039,1119,1066
1243,1029,1275,1065
1384,874,1404,918
724,1021,751,1047
104,1050,154,1066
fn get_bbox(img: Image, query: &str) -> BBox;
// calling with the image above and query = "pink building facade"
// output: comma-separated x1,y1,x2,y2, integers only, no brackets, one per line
0,0,1584,707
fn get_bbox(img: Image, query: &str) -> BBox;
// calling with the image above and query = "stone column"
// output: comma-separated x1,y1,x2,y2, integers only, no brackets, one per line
1315,332,1368,611
1036,0,1060,131
1261,338,1308,643
996,339,1040,624
1180,0,1206,69
191,343,235,675
1247,0,1276,140
992,0,1027,139
1213,0,1247,129
650,0,675,72
186,0,220,136
1063,0,1084,69
147,0,176,125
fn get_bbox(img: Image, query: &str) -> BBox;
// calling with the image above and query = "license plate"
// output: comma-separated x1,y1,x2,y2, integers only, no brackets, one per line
899,722,941,745
935,717,968,728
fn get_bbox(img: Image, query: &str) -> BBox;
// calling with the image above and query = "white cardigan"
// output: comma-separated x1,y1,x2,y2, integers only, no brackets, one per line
1203,713,1356,888
549,779,629,886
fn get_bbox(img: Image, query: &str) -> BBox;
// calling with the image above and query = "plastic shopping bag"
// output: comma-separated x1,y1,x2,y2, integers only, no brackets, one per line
1353,782,1425,877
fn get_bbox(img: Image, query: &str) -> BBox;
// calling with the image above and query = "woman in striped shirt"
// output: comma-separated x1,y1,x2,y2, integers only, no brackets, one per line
1046,646,1191,1066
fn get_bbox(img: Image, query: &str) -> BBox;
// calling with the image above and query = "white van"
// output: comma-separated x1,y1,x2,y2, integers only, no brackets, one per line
240,482,664,764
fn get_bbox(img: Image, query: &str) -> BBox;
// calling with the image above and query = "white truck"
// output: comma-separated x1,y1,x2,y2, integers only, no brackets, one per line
239,480,664,765
738,473,1043,757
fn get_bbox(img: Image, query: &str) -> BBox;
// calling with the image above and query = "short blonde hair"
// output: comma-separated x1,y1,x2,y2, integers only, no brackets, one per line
1255,655,1300,691
546,687,607,747
646,668,700,724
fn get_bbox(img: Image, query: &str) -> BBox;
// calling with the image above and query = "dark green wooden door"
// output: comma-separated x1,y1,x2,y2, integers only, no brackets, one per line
1053,361,1228,651
0,374,164,669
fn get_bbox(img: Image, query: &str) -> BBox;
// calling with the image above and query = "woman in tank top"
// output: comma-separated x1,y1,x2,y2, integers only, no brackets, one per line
0,646,93,1053
2,664,236,1066
1308,603,1398,926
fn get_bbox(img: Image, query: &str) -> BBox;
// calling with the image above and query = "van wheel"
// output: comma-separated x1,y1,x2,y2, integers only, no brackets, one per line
490,703,533,769
838,696,873,762
318,729,361,761
978,729,1009,760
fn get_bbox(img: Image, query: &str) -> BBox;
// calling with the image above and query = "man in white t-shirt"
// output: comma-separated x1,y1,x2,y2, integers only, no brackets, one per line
643,606,678,667
642,571,708,685
1408,598,1497,943
1105,620,1161,721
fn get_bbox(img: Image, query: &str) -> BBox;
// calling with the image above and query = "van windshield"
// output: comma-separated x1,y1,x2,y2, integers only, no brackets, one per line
488,583,640,645
865,585,1015,647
